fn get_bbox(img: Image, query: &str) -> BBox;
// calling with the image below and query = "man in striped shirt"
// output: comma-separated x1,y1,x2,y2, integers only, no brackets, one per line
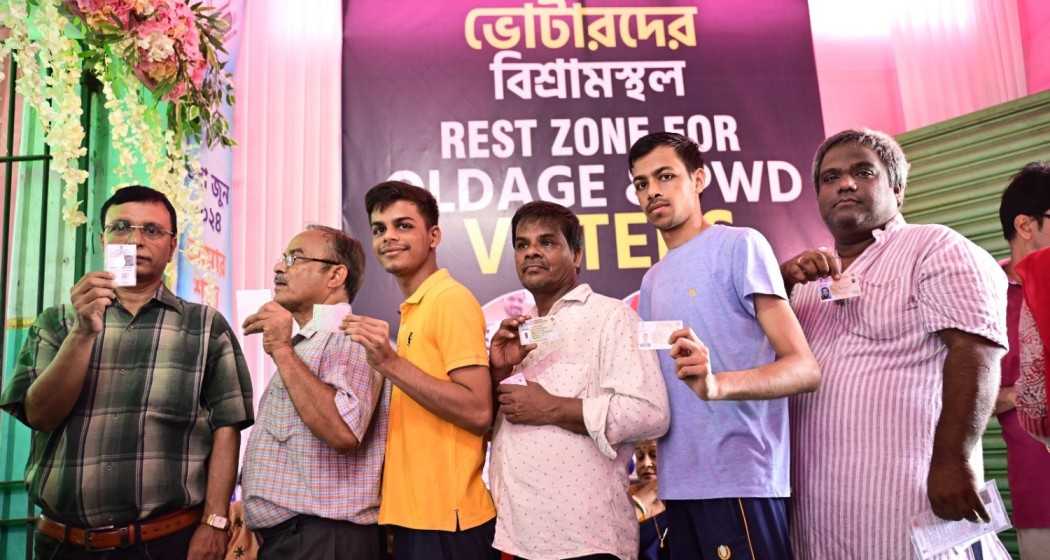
783,129,1010,558
240,225,389,559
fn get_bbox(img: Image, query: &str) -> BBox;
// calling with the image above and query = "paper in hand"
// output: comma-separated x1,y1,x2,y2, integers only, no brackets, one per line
638,320,683,350
519,316,559,345
105,244,137,287
910,480,1011,559
311,303,353,332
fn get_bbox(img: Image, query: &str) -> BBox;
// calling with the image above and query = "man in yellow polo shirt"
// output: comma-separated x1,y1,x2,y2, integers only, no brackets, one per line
343,181,498,560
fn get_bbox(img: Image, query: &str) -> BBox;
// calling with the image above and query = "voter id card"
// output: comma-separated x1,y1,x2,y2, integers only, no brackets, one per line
311,303,352,332
638,320,683,350
519,316,558,345
105,244,137,287
818,273,861,302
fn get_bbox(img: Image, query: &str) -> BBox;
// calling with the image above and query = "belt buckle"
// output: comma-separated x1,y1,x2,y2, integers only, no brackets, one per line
83,525,129,551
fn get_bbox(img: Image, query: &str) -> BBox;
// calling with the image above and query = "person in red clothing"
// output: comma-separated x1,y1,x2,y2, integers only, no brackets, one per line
995,162,1050,558
1015,246,1050,445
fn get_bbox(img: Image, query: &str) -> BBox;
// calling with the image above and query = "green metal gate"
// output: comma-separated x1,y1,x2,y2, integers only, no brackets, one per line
0,53,106,560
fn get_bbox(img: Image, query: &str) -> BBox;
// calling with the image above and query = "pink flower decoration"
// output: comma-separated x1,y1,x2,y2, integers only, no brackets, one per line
164,80,187,102
66,0,223,105
189,60,206,88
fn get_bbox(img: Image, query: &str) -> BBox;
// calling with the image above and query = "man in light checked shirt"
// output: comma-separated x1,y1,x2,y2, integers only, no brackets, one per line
241,225,389,559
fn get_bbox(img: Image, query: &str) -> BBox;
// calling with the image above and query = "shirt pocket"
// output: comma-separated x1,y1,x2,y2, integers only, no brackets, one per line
534,360,591,398
841,276,918,340
260,383,296,443
144,409,193,429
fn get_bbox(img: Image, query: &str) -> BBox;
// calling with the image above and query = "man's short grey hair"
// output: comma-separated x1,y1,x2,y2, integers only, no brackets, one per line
812,129,910,194
305,224,365,303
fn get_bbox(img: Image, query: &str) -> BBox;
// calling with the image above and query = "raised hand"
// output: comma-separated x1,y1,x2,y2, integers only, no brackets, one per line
341,313,398,371
781,247,841,289
70,272,116,336
669,328,717,400
489,315,537,373
241,301,294,356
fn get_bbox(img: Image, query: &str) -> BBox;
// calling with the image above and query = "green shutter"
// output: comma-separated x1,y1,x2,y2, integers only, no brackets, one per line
898,90,1050,559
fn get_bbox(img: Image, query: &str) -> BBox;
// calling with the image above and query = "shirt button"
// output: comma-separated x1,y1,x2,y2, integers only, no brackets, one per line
119,369,127,375
105,463,113,472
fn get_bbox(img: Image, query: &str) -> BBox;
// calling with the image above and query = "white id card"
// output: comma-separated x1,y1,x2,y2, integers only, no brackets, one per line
311,303,353,332
519,316,558,345
105,244,137,287
818,273,861,302
638,320,683,350
500,372,528,386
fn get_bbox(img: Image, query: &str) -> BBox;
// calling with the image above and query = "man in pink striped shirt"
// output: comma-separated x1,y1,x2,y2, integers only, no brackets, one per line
782,129,1010,558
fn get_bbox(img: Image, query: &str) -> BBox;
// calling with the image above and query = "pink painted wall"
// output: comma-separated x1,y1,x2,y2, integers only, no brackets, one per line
809,0,1030,137
810,35,905,137
231,0,343,299
1019,0,1050,94
229,0,344,403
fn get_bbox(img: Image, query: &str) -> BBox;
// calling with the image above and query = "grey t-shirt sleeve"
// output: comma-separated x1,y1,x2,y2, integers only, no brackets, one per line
732,228,788,317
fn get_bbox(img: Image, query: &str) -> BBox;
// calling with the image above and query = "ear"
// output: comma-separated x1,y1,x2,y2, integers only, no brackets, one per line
572,246,584,271
893,184,905,208
329,263,348,291
1014,214,1033,241
429,225,442,249
693,167,707,194
166,235,178,263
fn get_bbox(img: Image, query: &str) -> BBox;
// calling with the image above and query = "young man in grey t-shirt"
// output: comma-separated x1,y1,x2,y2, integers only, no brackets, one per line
630,132,820,559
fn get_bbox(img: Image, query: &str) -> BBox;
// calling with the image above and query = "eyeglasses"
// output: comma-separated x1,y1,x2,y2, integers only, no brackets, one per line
104,220,175,240
280,253,342,268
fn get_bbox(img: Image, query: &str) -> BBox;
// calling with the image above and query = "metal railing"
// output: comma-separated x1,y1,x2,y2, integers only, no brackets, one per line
0,53,93,560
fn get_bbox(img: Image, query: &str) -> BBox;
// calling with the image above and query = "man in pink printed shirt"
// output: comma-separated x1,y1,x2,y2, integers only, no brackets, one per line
782,129,1010,559
487,201,670,560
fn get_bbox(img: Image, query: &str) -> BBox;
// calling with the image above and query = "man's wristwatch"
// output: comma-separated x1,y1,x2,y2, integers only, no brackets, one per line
203,513,230,530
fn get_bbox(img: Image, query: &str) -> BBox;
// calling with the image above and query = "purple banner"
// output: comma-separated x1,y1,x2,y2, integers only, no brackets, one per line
342,0,829,329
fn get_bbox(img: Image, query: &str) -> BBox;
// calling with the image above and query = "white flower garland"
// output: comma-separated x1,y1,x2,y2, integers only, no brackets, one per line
1,0,89,226
0,0,219,298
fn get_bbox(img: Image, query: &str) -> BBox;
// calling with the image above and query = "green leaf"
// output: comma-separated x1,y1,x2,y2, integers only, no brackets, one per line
153,79,175,99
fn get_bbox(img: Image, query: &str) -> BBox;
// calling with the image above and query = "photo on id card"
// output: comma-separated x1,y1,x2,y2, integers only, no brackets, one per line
818,273,861,302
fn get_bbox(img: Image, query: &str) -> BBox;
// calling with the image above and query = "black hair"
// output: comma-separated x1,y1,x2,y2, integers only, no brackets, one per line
812,129,909,193
999,161,1050,241
100,185,178,235
628,132,705,175
364,181,439,229
511,201,583,253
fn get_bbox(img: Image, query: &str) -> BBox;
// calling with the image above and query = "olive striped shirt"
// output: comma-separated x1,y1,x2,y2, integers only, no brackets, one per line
0,286,254,528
